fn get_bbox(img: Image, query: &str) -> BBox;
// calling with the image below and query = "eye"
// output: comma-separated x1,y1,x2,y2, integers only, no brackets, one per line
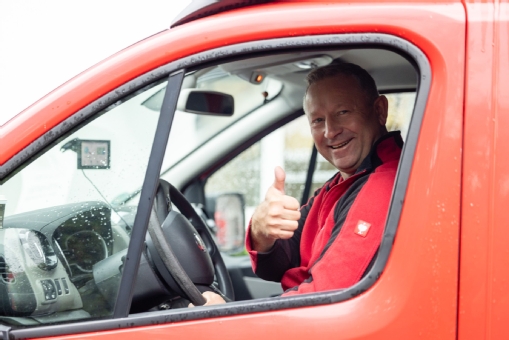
337,110,348,115
312,117,324,124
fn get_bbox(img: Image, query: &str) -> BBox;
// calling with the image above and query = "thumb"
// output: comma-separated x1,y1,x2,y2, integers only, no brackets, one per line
273,166,286,193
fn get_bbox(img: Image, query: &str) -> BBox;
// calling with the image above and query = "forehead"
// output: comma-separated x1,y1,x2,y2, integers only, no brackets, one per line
304,74,367,113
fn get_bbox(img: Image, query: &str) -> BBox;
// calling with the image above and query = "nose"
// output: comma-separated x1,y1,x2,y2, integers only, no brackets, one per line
324,119,342,139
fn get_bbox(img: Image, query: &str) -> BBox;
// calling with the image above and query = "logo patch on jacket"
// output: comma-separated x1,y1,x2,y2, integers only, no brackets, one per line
354,220,371,237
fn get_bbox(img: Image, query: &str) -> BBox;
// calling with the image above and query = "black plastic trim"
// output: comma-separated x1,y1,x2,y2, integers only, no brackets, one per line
301,145,318,206
6,33,430,339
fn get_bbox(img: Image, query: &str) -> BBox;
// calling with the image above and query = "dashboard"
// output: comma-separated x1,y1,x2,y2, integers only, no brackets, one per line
0,201,130,323
52,207,114,283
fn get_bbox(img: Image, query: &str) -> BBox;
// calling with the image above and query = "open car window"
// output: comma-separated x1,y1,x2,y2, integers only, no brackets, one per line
204,91,416,248
159,45,423,303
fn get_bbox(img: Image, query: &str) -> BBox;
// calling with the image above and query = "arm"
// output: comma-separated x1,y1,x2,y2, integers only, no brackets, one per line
246,166,318,282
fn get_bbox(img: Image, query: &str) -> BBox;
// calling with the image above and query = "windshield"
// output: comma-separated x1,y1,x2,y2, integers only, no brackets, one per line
0,79,168,323
0,81,166,216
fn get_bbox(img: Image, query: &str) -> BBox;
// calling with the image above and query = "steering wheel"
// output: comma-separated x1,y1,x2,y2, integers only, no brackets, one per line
146,179,234,306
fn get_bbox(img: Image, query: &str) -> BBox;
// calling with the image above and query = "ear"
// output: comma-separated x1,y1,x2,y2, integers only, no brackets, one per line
373,95,389,126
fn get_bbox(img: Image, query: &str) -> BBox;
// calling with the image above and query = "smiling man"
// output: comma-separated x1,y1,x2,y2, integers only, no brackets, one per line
195,62,403,306
246,62,403,297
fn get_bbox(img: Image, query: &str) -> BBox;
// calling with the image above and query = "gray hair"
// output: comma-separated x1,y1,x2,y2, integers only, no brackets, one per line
305,62,379,102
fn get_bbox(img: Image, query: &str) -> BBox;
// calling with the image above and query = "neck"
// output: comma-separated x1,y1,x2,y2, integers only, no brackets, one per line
340,170,354,180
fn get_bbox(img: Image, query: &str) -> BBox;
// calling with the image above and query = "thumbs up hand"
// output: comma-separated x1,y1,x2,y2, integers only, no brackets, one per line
251,166,301,252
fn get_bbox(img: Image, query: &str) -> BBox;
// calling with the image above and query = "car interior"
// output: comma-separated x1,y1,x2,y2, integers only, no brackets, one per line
0,44,419,326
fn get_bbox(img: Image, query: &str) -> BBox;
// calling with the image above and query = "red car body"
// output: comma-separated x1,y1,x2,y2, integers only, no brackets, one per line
1,1,507,339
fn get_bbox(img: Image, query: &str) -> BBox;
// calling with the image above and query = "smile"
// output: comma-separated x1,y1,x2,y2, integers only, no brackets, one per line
330,139,352,149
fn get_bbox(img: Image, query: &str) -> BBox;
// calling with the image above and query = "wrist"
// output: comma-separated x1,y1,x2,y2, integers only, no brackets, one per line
250,228,275,252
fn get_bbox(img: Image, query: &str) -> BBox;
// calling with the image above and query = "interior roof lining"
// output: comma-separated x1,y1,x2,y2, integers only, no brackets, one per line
219,47,418,92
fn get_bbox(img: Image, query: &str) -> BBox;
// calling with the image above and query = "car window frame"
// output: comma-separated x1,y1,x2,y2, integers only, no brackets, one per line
7,33,430,339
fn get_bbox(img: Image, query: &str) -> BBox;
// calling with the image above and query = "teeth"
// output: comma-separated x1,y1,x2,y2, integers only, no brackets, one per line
331,140,349,149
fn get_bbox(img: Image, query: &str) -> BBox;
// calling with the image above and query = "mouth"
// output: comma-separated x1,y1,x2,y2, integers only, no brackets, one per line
329,138,352,149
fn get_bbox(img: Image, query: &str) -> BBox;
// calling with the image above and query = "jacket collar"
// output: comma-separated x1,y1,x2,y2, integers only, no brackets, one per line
354,130,403,176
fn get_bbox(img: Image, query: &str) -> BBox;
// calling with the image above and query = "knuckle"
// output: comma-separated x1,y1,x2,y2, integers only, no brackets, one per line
267,204,282,216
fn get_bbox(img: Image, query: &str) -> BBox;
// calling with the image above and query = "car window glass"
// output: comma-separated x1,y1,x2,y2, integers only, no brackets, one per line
0,34,429,334
0,81,165,325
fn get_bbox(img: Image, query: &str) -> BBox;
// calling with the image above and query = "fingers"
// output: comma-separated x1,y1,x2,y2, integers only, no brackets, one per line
281,195,301,211
265,221,299,238
188,291,226,308
265,181,299,210
267,201,300,221
203,291,226,305
278,208,301,222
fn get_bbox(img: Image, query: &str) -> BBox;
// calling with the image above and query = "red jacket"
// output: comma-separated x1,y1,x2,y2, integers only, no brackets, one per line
246,132,403,295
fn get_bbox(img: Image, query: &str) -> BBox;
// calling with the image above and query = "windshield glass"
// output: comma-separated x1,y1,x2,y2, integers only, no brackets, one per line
1,82,166,216
0,79,166,324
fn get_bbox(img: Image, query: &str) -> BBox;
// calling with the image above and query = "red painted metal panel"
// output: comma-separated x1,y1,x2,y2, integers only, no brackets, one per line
459,1,509,339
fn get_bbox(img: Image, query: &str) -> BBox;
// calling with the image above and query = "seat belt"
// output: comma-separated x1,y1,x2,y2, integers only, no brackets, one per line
301,145,317,206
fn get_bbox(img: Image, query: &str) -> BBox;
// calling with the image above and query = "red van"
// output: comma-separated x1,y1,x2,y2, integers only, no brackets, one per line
0,1,506,338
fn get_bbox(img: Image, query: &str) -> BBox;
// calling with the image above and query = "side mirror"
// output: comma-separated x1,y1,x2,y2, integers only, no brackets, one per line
207,193,245,253
177,89,234,116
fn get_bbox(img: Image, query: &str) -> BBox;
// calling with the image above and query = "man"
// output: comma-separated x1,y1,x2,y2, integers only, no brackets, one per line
196,62,403,305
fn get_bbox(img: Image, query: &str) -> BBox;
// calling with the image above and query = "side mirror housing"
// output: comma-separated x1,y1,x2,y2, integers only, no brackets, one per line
207,193,245,253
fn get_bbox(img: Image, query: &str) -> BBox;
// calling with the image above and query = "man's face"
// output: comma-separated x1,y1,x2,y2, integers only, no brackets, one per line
304,74,388,178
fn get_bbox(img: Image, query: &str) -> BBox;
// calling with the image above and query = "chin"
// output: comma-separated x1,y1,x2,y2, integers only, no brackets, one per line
335,162,358,174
